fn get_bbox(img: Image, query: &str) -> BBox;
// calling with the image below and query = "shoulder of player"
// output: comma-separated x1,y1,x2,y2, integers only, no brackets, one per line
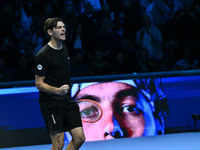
35,44,50,57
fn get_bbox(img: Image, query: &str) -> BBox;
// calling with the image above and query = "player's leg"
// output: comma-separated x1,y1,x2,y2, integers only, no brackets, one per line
50,132,65,150
65,127,85,150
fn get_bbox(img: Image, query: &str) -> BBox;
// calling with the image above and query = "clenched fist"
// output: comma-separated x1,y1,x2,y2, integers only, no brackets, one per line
58,84,69,95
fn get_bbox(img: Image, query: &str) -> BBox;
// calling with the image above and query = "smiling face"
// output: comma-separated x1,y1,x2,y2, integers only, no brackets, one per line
75,82,146,141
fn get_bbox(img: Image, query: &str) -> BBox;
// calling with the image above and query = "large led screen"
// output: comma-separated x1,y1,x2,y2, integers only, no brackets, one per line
0,74,200,147
65,76,200,142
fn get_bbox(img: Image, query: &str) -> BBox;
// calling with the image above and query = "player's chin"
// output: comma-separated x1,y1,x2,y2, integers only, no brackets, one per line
60,37,66,41
60,35,66,40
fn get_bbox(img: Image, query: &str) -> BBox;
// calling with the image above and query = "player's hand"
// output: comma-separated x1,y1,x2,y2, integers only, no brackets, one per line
59,84,69,95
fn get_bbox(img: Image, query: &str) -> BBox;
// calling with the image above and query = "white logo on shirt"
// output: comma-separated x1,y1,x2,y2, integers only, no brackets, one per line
37,64,42,70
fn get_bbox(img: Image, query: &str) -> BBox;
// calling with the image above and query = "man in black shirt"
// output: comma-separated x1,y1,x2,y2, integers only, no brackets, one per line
35,17,85,150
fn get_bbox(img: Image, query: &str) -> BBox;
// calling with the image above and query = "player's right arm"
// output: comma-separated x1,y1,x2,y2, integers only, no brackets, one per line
35,75,69,95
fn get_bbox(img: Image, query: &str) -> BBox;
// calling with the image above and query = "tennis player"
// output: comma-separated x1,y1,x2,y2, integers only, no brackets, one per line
35,17,85,150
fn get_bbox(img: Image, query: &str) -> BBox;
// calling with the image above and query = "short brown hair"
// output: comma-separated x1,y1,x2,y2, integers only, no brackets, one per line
43,17,63,33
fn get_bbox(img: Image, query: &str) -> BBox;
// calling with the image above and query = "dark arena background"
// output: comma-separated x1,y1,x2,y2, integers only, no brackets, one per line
1,0,200,149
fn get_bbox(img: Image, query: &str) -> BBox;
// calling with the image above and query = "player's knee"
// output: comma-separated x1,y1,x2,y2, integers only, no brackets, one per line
74,135,85,147
80,135,86,144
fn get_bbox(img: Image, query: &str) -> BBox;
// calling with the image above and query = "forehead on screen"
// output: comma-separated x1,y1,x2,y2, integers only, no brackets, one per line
71,79,136,94
71,79,139,100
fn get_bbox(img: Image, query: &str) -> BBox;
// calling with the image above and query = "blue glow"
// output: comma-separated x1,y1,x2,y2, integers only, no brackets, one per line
0,87,38,95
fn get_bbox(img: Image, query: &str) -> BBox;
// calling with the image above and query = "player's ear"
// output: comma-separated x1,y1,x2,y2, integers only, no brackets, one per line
47,29,53,36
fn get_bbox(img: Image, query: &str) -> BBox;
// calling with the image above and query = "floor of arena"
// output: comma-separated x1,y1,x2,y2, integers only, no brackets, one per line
0,132,199,150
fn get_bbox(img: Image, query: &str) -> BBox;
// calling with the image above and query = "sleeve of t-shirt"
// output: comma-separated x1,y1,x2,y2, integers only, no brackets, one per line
35,53,48,77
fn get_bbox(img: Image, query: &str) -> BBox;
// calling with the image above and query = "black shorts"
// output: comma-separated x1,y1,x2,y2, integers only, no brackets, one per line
41,105,82,134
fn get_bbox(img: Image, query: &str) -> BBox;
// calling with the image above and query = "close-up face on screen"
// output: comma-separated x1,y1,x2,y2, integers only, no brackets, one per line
1,75,200,147
70,79,165,141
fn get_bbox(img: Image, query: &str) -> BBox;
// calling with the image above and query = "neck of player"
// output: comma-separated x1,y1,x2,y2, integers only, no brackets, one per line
48,40,62,50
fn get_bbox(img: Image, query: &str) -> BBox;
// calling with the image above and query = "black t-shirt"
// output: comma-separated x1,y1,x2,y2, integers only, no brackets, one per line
35,44,76,110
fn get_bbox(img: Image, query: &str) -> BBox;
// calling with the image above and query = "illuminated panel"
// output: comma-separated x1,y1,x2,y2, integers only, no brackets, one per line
1,75,200,146
67,75,200,141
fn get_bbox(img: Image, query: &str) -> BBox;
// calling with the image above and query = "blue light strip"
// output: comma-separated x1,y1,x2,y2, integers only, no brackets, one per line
0,87,38,95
